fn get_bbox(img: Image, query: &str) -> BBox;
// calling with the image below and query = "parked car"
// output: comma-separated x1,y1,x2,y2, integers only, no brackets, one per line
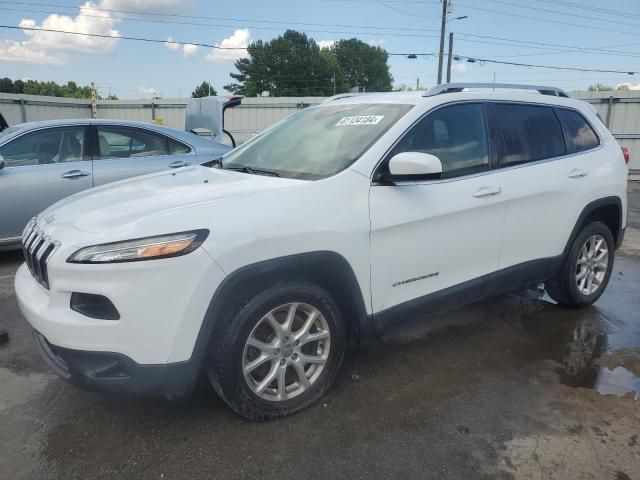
0,119,231,248
15,83,628,420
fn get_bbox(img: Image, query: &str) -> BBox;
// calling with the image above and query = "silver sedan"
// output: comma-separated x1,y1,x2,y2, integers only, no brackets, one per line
0,119,231,248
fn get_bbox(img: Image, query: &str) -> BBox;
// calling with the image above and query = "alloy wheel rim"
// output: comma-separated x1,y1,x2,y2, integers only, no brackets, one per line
242,302,331,402
575,234,608,296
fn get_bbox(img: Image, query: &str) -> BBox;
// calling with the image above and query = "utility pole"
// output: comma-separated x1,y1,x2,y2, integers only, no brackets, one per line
446,32,453,83
416,77,420,91
437,0,448,85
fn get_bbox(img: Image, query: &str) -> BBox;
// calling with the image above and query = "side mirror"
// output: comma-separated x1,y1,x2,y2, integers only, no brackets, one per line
0,155,5,170
379,152,442,183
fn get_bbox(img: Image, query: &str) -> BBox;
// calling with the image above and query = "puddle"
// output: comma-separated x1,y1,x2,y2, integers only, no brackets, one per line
592,366,640,399
556,316,640,399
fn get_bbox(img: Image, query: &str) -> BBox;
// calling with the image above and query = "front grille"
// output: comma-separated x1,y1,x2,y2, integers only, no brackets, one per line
21,218,60,289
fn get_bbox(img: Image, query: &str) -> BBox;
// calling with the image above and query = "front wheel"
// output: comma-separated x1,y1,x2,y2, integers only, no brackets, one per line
207,282,346,420
546,221,615,307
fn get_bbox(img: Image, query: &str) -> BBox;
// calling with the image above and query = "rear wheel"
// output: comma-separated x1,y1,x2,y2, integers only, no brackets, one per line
207,282,346,420
546,221,615,307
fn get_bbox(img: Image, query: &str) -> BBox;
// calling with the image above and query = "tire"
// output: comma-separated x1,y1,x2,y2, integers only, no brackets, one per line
206,281,346,421
545,221,615,308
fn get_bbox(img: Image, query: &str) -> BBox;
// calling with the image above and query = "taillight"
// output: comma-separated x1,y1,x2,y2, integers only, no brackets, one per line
621,146,630,164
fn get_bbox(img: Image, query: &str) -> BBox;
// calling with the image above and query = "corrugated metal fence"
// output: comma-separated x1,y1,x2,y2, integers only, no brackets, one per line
578,91,640,174
1,90,638,172
0,93,324,146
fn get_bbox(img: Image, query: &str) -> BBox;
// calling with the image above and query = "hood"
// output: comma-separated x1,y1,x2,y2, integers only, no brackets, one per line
39,166,305,236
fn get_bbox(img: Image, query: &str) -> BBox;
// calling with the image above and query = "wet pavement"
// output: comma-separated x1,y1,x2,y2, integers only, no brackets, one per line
1,203,640,479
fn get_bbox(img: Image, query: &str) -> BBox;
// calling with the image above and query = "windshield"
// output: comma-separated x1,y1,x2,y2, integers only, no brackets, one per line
222,103,412,180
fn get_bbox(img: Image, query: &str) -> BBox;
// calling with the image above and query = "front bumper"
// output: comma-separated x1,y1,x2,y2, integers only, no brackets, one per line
33,330,202,396
14,246,226,365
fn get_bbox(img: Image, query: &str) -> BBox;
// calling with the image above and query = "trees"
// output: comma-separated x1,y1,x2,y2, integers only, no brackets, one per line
0,78,116,98
332,39,393,93
224,30,392,96
225,30,338,97
191,81,217,98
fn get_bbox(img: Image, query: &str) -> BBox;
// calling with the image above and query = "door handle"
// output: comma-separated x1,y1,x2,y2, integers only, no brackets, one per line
473,186,502,198
61,170,91,179
169,160,191,169
568,169,588,179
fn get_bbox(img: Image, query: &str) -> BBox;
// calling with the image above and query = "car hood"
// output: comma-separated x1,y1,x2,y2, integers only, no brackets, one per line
39,165,305,236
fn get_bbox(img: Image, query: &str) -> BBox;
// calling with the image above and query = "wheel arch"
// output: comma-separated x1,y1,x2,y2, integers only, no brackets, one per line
191,251,370,363
563,196,624,258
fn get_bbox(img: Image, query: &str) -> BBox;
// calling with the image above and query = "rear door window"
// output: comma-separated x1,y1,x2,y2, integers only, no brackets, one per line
491,103,566,167
96,126,169,159
555,108,600,153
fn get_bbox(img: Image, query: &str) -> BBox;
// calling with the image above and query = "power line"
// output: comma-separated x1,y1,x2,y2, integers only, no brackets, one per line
487,0,640,30
452,53,637,75
0,0,440,34
1,24,636,76
534,0,640,21
0,6,441,38
454,1,640,36
0,24,244,49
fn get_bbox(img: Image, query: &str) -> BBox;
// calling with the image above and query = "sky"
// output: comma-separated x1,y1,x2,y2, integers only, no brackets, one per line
0,0,639,99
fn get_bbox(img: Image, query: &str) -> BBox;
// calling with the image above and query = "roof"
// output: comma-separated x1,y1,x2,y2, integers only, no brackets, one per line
1,118,231,152
320,84,590,111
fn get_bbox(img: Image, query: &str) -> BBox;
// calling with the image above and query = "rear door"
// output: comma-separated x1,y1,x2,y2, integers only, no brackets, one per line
489,102,601,270
0,125,92,242
91,125,194,187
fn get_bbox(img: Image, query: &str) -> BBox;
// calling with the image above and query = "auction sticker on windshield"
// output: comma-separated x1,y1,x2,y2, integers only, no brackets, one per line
335,115,384,126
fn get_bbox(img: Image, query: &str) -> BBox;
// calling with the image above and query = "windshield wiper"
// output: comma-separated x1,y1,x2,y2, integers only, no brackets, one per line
225,166,280,177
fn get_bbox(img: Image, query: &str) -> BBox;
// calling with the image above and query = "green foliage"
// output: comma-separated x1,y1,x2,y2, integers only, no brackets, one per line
587,83,614,92
191,81,217,98
224,30,392,97
0,77,117,99
332,38,393,93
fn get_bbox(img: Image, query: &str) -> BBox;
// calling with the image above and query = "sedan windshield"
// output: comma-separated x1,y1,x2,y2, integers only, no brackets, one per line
222,103,412,180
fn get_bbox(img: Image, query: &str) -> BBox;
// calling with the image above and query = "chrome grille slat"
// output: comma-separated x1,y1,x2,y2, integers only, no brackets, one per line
21,218,59,289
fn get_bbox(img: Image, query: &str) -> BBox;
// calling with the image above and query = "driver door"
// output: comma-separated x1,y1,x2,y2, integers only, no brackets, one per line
369,102,507,317
0,126,92,242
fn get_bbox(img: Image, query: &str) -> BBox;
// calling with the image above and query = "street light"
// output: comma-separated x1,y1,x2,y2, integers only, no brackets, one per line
444,16,469,83
438,11,468,84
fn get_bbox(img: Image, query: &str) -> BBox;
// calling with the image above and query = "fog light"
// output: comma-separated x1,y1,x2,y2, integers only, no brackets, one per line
70,293,120,320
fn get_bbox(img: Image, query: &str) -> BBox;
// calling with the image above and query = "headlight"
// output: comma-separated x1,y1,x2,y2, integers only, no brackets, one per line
67,230,209,264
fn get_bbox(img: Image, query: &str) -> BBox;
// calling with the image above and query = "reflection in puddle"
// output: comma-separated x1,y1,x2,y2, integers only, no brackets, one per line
557,313,640,400
593,366,640,399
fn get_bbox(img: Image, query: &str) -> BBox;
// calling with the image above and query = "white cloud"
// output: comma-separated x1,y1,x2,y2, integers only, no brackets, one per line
182,43,198,57
139,86,158,96
452,63,467,73
206,28,250,63
19,1,120,53
164,36,179,52
318,40,336,50
100,0,191,12
0,39,65,65
367,39,385,47
616,82,640,91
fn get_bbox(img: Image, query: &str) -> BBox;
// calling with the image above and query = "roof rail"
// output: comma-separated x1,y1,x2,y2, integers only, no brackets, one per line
423,83,569,98
322,93,372,103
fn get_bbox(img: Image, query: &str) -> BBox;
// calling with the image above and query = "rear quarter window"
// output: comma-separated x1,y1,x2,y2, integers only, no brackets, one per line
555,108,600,153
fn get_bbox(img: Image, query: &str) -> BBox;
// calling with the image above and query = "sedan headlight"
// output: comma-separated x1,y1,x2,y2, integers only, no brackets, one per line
67,230,209,264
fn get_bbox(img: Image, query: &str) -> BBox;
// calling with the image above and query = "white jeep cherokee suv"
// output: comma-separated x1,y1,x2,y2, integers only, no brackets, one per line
15,84,628,420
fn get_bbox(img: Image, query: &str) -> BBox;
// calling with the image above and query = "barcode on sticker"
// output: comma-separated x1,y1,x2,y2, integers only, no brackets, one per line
335,115,384,126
